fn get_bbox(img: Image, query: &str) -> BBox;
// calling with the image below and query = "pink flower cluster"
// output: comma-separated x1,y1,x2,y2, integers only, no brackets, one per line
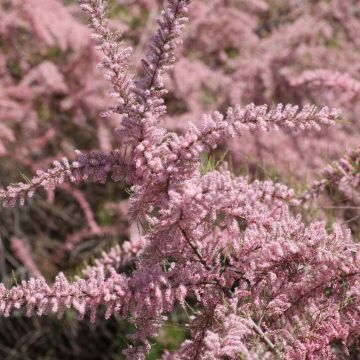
0,0,359,359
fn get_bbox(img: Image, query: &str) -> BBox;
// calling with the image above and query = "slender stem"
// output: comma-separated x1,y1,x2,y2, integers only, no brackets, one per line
248,317,277,353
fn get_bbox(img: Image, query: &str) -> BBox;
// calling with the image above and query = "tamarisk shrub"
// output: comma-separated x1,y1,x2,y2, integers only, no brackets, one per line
0,0,359,359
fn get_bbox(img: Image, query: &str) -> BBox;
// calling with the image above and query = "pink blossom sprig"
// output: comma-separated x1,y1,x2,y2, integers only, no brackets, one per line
134,0,190,105
0,150,125,207
79,0,134,115
0,266,129,322
291,69,360,97
196,103,339,151
117,0,191,144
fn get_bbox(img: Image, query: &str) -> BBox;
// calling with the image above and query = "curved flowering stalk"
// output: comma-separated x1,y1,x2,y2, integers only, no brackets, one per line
79,0,135,115
0,266,129,321
0,150,125,207
196,103,339,150
118,0,191,144
136,0,189,93
300,146,360,204
133,0,190,113
291,69,360,97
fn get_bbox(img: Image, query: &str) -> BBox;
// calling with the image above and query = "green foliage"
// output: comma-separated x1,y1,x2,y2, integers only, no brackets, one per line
146,318,188,359
200,150,228,175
